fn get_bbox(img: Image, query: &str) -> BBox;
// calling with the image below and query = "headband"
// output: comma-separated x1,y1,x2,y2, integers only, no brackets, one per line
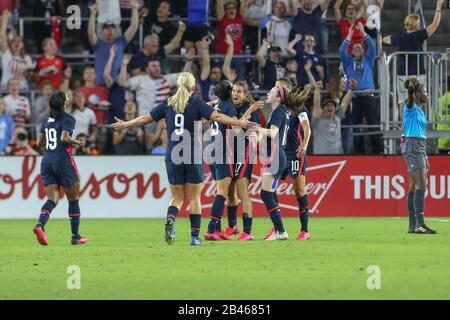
276,85,285,103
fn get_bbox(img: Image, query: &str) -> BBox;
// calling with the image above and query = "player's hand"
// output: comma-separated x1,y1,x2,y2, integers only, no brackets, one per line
248,131,259,144
239,119,258,129
112,117,127,131
296,144,307,158
250,100,264,111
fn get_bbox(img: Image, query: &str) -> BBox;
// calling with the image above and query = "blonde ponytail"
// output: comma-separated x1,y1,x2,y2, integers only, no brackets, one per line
168,72,196,114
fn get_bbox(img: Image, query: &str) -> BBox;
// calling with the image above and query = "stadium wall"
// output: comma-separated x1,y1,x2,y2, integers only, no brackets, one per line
0,156,449,219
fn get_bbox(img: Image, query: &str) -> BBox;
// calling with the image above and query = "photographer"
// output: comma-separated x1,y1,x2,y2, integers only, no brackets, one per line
11,127,39,156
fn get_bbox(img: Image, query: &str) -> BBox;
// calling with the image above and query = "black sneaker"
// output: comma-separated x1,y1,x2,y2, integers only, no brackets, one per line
414,225,437,234
164,219,175,244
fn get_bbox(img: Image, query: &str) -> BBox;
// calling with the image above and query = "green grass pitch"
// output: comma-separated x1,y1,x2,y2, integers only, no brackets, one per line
0,217,449,300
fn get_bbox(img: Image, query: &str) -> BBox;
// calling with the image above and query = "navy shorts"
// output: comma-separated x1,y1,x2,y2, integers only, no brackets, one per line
165,161,204,185
232,162,253,180
282,155,308,179
41,159,80,189
209,163,234,181
263,150,287,180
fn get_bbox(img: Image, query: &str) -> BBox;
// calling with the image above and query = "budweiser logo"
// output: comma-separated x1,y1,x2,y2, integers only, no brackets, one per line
200,160,347,215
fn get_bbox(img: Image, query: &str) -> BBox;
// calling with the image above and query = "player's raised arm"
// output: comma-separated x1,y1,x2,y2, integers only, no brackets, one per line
111,114,153,131
210,110,256,129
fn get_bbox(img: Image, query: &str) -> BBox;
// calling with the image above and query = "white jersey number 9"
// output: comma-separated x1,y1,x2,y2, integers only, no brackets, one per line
175,114,184,135
45,128,58,150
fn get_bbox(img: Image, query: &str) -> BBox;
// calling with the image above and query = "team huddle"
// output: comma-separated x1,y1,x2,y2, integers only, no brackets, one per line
32,71,316,246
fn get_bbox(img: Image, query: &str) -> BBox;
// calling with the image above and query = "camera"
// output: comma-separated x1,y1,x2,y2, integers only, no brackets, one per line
17,132,28,141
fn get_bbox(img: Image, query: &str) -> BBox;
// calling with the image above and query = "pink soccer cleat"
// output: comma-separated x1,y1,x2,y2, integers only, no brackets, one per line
263,227,275,240
33,226,48,246
216,231,232,240
236,232,253,241
295,230,310,240
204,232,223,241
224,225,240,236
72,236,88,245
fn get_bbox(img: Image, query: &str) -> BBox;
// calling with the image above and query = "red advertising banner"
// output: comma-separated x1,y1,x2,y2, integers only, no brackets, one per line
184,156,450,217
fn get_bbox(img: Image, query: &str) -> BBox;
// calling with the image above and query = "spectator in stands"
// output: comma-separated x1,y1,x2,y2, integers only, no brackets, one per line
128,21,186,76
257,38,286,90
334,0,368,51
11,126,39,156
3,78,30,125
113,101,144,155
183,0,209,55
259,0,294,57
437,77,450,154
340,22,381,154
327,76,353,154
244,0,272,54
215,0,250,81
311,78,356,154
119,49,194,117
286,33,324,89
32,0,65,54
119,49,194,150
291,0,331,55
79,66,109,126
200,36,223,102
149,1,177,47
35,38,64,90
31,81,54,126
382,0,444,111
0,96,15,155
0,10,33,92
222,33,238,82
151,126,168,155
70,90,98,148
103,44,127,123
88,1,139,86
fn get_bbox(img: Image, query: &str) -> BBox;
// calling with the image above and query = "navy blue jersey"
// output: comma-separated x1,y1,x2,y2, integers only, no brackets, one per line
266,105,290,157
233,102,261,164
150,97,214,162
40,112,76,164
286,108,309,158
208,100,236,163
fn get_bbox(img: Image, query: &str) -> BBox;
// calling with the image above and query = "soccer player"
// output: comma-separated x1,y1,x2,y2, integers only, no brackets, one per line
112,72,253,245
249,84,290,240
402,76,436,234
281,82,312,240
33,91,88,246
205,80,263,241
226,81,262,240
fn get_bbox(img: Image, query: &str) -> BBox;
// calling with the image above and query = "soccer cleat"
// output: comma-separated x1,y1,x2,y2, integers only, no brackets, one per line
236,232,253,241
414,225,437,234
265,231,288,241
224,225,240,237
263,227,275,240
190,236,203,246
33,226,48,246
295,230,310,240
164,219,175,245
216,231,232,240
71,236,88,245
204,232,223,241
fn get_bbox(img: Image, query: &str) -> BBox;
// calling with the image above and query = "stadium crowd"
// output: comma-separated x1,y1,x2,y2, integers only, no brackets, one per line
0,0,448,157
